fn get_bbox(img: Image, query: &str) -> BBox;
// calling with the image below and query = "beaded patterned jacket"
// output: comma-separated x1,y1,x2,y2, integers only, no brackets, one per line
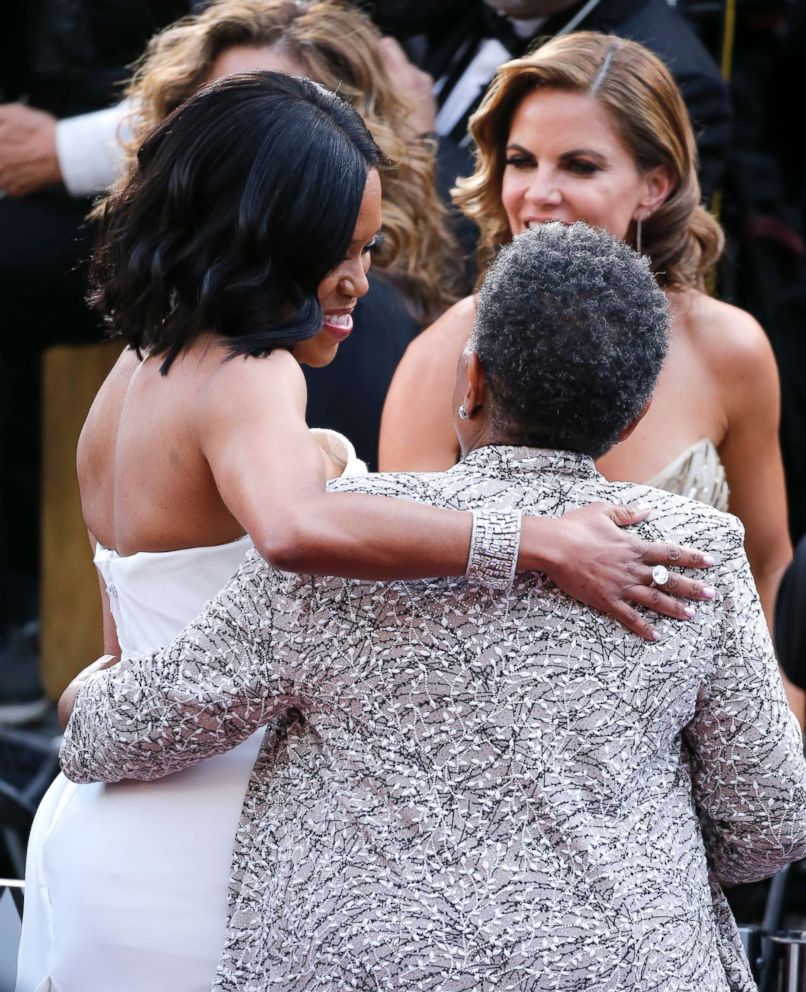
61,446,806,992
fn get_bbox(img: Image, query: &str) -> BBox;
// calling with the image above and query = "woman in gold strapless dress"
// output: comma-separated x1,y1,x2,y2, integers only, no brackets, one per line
378,33,798,714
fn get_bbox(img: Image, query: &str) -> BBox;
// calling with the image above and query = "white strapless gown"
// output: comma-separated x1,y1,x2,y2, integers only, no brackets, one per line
16,536,263,992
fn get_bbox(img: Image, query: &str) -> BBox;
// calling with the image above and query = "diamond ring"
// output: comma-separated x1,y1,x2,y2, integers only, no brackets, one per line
651,565,670,587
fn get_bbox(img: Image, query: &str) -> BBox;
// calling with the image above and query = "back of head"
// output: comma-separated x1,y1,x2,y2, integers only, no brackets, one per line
473,222,669,458
457,31,724,290
90,71,381,371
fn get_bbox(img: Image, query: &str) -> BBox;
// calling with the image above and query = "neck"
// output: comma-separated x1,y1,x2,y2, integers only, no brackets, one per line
461,427,532,458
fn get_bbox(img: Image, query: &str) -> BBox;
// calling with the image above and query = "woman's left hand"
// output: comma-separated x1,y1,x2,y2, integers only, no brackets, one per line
58,654,120,729
521,502,716,641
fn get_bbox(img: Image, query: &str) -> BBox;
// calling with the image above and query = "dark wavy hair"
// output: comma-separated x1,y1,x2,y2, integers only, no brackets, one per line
473,222,669,459
90,72,382,372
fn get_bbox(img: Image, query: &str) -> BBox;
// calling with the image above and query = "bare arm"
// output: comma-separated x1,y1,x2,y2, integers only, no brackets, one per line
711,305,802,720
199,350,713,640
0,104,60,196
58,524,710,783
716,306,792,623
201,349,476,580
684,517,806,883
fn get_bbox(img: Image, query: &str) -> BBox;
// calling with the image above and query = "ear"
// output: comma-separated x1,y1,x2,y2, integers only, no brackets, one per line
462,351,488,416
618,397,652,443
635,164,675,220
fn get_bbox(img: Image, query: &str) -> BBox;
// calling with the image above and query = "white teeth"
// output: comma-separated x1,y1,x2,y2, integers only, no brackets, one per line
325,313,351,327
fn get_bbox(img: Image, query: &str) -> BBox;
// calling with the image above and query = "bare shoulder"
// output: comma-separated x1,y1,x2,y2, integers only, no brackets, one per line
78,347,140,463
384,295,475,400
405,295,476,361
198,346,308,427
675,290,775,376
89,346,140,413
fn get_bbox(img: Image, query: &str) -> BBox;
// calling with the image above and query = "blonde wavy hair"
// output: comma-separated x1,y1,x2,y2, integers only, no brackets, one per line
455,31,724,291
114,0,460,323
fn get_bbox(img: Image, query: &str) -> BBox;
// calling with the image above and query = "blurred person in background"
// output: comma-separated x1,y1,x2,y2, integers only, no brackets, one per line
713,0,806,546
0,0,184,722
776,537,806,694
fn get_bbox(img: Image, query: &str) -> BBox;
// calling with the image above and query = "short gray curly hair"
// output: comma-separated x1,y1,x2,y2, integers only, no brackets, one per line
472,222,669,459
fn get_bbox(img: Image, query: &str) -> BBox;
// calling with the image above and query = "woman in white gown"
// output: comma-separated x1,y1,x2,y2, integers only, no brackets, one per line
16,73,713,991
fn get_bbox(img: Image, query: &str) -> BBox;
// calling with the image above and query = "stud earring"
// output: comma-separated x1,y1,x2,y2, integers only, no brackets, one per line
458,404,469,420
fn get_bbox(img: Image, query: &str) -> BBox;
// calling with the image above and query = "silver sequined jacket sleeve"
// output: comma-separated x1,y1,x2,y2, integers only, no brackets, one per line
684,516,806,883
60,550,287,783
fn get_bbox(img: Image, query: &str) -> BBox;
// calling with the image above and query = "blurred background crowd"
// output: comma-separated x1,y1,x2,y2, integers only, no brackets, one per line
0,0,804,964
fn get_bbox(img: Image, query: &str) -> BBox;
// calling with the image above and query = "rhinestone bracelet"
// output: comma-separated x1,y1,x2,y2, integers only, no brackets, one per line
465,508,522,591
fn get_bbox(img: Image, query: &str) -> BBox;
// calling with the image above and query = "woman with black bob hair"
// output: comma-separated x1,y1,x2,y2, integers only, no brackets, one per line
92,70,382,369
17,73,711,990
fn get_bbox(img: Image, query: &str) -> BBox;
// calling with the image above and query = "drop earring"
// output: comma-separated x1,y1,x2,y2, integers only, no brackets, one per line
635,217,643,255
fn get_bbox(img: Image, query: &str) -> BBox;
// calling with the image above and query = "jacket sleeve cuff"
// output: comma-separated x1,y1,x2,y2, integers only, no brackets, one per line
55,100,131,197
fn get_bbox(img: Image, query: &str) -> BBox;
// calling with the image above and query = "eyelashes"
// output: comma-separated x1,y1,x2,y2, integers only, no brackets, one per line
505,155,533,169
504,156,602,176
345,232,384,264
565,161,600,176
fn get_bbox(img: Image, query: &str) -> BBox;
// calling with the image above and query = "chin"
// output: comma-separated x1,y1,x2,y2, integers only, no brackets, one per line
306,346,340,369
293,337,341,368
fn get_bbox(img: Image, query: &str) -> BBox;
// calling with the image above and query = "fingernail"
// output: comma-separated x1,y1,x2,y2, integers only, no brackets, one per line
701,554,716,567
683,606,695,618
650,629,662,641
702,586,716,599
635,502,651,512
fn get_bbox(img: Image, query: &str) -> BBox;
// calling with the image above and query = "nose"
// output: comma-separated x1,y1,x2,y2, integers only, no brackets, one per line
338,256,370,301
524,166,562,207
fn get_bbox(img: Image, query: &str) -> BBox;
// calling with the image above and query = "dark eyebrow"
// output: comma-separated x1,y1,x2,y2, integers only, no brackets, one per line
505,143,534,156
505,143,609,165
559,148,608,164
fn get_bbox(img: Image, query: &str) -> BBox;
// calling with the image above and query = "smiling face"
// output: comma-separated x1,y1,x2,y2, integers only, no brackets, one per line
501,88,670,244
203,44,384,369
292,168,383,368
